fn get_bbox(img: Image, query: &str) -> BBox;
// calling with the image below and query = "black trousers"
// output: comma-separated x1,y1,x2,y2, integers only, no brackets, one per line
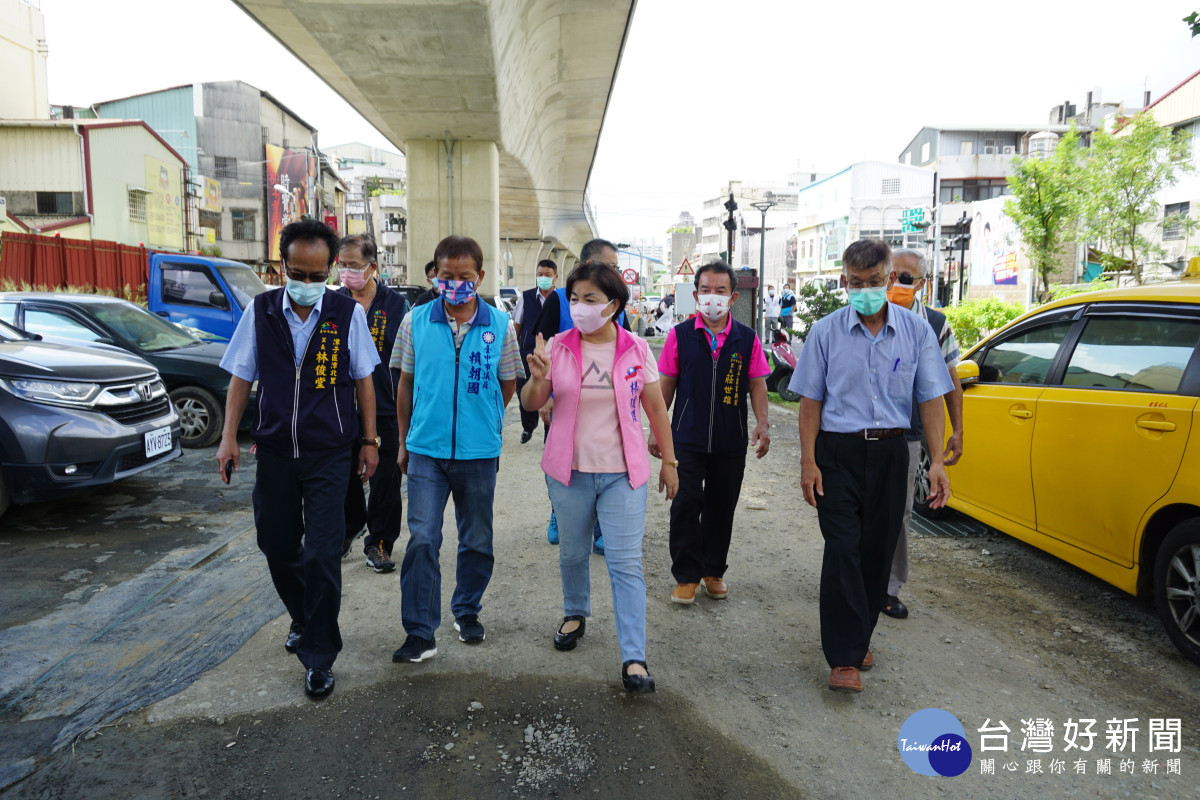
514,373,546,436
814,433,909,668
253,447,351,671
344,415,403,555
668,448,748,583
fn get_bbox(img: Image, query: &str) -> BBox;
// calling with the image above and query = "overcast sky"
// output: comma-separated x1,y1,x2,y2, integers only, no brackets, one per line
41,0,1199,244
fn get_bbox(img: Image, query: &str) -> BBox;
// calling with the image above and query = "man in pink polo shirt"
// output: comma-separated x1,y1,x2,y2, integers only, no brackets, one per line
649,261,771,604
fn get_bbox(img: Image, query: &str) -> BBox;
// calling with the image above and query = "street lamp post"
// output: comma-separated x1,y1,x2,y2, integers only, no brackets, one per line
751,200,777,340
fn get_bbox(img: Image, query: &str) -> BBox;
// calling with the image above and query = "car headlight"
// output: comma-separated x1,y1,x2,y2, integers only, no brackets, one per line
0,378,101,407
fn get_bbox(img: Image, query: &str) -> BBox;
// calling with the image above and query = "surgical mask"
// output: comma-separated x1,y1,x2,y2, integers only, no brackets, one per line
768,290,775,297
697,293,731,321
340,268,370,292
570,300,614,334
886,283,918,308
286,278,326,307
847,287,887,316
437,279,477,306
536,276,554,291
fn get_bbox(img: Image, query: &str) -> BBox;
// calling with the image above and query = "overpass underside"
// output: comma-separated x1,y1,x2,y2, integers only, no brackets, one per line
233,0,635,288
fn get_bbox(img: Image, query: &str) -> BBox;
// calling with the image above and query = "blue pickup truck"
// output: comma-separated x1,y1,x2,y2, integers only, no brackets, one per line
149,253,270,340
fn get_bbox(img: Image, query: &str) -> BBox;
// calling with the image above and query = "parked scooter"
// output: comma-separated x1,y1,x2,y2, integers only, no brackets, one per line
765,328,801,401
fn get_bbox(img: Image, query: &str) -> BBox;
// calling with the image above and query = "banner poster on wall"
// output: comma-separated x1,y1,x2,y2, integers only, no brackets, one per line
969,196,1021,286
144,156,184,251
266,143,316,262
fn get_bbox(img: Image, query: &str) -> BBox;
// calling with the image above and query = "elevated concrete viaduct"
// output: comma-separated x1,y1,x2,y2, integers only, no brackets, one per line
232,0,636,292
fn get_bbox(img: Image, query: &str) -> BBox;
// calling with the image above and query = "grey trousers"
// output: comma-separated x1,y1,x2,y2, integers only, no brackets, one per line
888,439,922,597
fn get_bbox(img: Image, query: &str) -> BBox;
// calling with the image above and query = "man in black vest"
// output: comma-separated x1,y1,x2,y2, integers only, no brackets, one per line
216,219,380,701
513,258,557,443
413,261,439,307
880,249,964,620
649,261,772,604
337,234,410,574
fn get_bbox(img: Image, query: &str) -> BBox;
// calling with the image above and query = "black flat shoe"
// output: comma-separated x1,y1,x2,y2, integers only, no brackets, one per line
285,621,303,654
621,660,655,693
882,595,909,619
304,667,334,700
553,615,586,651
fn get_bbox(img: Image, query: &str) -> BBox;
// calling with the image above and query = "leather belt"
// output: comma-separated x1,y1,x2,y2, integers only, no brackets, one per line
822,428,906,441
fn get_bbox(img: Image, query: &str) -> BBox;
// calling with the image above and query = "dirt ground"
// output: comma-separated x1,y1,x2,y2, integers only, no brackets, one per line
5,400,1200,799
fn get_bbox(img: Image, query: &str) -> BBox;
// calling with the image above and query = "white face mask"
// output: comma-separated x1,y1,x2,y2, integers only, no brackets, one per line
697,293,731,321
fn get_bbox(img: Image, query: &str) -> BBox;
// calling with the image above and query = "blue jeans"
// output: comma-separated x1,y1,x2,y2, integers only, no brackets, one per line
546,472,648,664
400,453,498,639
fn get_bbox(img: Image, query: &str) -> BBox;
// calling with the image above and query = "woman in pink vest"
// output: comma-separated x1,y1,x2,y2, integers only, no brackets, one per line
522,261,679,693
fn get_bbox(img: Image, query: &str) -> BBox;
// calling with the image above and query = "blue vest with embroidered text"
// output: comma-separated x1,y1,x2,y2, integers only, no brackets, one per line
252,288,358,459
670,318,755,456
407,299,510,460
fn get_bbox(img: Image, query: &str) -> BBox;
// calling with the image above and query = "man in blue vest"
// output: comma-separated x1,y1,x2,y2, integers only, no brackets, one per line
390,235,520,663
216,219,380,701
880,249,964,620
337,234,410,574
513,258,557,444
649,260,772,604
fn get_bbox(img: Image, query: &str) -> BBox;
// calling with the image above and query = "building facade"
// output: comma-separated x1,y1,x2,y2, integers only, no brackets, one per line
325,143,408,281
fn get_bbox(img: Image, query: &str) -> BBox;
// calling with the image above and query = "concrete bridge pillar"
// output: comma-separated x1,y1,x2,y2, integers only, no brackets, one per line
405,138,501,296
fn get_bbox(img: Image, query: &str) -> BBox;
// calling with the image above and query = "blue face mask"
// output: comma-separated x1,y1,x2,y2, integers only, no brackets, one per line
847,287,887,316
536,276,554,291
286,278,326,307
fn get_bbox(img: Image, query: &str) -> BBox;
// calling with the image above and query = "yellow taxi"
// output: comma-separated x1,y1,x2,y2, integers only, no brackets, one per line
919,283,1200,666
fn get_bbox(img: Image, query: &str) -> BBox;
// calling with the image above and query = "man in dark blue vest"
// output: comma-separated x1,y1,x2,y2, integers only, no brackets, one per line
513,258,557,443
216,219,380,701
650,261,772,604
390,235,520,663
337,233,410,574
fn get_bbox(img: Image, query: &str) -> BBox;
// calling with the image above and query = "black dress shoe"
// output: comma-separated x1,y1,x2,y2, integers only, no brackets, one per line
284,621,304,654
520,431,533,444
882,595,909,619
304,668,335,699
621,660,655,693
553,615,586,651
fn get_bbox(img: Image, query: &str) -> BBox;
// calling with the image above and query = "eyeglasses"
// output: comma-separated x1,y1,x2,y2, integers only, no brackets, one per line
284,266,330,283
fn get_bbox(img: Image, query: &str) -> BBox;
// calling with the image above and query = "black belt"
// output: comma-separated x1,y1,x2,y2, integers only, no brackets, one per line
822,428,906,441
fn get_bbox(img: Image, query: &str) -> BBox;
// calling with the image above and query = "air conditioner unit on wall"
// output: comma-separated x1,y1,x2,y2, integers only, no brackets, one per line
1002,146,1016,155
983,146,998,155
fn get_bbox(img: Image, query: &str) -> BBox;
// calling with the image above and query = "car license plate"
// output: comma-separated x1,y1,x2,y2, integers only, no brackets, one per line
144,427,173,458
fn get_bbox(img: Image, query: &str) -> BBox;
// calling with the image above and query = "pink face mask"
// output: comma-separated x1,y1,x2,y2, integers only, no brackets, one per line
570,300,614,334
340,268,370,291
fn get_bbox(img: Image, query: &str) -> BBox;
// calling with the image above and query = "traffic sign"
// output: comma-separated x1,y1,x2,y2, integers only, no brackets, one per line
621,268,638,285
902,207,929,233
676,258,694,277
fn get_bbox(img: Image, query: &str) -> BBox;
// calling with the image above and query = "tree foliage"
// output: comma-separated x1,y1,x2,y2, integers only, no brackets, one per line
1078,113,1195,283
790,282,847,340
1005,128,1084,302
1186,10,1200,36
942,298,1026,351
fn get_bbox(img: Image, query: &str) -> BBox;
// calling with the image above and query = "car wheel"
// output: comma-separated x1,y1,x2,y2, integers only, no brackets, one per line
1154,519,1200,667
171,386,224,449
913,442,950,520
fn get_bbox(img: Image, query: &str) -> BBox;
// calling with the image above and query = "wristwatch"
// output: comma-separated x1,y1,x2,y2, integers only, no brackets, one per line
361,436,381,447
663,459,679,468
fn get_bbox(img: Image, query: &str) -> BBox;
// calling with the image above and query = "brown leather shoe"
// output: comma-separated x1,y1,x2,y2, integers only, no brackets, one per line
670,582,699,604
860,650,874,670
701,576,728,599
828,666,862,692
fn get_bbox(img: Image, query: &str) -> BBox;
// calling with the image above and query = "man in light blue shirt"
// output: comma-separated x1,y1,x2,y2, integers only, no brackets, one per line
788,239,952,693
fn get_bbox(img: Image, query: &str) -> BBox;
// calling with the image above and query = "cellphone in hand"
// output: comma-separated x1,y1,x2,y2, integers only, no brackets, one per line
224,460,234,481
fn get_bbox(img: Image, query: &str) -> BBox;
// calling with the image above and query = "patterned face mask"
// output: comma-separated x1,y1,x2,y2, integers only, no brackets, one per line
437,279,477,306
